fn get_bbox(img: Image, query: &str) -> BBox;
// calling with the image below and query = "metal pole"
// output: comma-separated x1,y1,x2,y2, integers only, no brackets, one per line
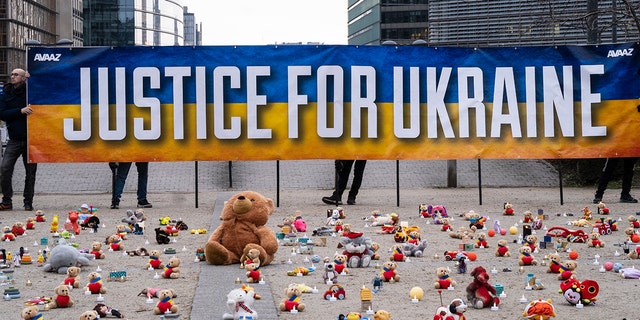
396,160,400,207
477,159,482,205
559,164,564,205
228,161,233,188
447,160,457,187
276,160,280,207
194,161,199,208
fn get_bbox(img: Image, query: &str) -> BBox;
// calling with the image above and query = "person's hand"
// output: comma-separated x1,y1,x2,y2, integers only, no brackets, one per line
21,106,33,115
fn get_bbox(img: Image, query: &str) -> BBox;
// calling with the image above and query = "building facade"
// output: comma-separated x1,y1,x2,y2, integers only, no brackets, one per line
348,0,640,46
183,6,201,46
83,0,185,46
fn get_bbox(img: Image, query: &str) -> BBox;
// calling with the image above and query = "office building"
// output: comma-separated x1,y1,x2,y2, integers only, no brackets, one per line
183,6,202,46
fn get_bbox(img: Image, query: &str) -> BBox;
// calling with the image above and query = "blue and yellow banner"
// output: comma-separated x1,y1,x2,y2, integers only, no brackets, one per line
26,44,640,162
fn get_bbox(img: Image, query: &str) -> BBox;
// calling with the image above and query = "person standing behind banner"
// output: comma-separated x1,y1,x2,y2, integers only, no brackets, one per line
0,68,37,211
322,160,367,205
110,162,152,209
593,157,638,204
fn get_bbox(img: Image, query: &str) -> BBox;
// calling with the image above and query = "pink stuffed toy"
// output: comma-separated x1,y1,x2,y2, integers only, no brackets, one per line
465,266,499,309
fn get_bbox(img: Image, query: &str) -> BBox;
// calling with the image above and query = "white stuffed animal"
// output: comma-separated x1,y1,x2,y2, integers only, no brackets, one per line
223,287,258,320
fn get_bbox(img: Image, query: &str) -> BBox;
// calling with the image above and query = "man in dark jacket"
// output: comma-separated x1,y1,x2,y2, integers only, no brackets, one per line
0,68,37,211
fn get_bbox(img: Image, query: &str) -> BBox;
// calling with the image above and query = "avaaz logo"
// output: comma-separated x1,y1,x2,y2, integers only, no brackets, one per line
607,48,634,58
33,53,62,62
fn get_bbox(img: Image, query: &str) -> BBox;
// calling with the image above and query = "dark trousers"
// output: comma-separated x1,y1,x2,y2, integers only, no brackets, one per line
332,160,367,200
1,139,37,205
595,157,638,196
112,162,149,203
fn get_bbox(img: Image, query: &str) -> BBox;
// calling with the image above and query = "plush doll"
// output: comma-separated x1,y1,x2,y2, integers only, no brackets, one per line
222,287,258,320
495,239,510,257
43,239,94,274
86,271,106,294
518,246,538,266
46,284,74,309
629,215,640,229
441,218,452,231
380,261,400,282
51,214,59,233
604,217,618,231
522,298,556,320
93,303,124,318
146,250,163,269
277,216,296,237
369,242,381,260
369,212,399,227
475,232,489,248
407,230,421,245
326,209,341,226
557,260,577,280
596,201,609,215
79,310,100,320
419,204,430,218
402,239,428,257
429,204,449,223
154,289,179,315
106,234,123,251
587,231,605,247
322,263,339,284
627,245,640,259
63,266,82,288
332,254,349,274
466,266,499,309
546,252,562,274
25,217,35,230
35,210,46,222
559,278,599,306
570,218,591,227
449,226,475,240
12,221,25,236
66,210,80,235
503,202,514,215
205,191,278,266
89,241,105,259
373,310,392,320
155,227,170,244
339,232,374,268
125,247,148,256
581,206,593,220
138,287,177,299
21,306,42,320
114,225,130,239
244,250,261,283
438,299,467,320
525,234,538,252
163,257,181,279
279,284,305,312
389,244,406,262
2,226,15,241
434,267,456,289
522,210,533,223
468,211,486,229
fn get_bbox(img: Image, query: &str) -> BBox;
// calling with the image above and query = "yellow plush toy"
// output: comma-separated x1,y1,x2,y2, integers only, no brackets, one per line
373,310,392,320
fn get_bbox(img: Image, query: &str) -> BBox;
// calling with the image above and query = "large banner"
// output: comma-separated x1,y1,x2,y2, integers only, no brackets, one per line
26,43,640,163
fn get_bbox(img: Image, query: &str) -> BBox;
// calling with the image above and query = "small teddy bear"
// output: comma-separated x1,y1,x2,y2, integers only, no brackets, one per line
21,306,41,320
105,234,123,251
79,310,100,320
35,210,46,222
629,215,640,228
46,284,74,309
558,260,578,280
389,244,406,262
518,246,538,266
154,289,179,315
475,232,489,248
587,231,605,247
440,218,452,232
495,239,510,257
596,201,609,215
380,261,400,282
332,253,349,274
12,221,25,236
90,241,105,259
322,263,339,284
525,235,538,252
147,250,163,269
223,287,257,320
279,285,305,312
503,202,514,215
434,267,456,289
545,251,562,273
93,303,124,318
244,249,261,283
522,210,533,223
25,217,35,230
373,310,392,320
162,257,181,279
63,266,82,288
624,227,636,242
2,226,15,241
581,206,593,220
369,242,381,260
86,271,106,294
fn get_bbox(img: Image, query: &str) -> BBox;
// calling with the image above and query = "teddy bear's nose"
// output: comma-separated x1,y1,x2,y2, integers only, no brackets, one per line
238,196,246,200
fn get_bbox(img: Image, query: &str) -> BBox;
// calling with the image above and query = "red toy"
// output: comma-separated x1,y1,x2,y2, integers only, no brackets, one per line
592,221,612,235
443,251,471,261
66,211,80,235
324,284,346,300
546,226,588,243
465,266,499,309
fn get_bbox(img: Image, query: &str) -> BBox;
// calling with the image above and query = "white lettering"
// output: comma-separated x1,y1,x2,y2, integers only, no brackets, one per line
287,66,311,138
393,67,420,138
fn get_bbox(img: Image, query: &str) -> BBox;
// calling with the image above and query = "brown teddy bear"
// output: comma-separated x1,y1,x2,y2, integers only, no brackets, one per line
625,227,636,242
503,202,514,215
154,289,179,315
105,234,123,251
162,257,181,279
475,232,489,248
279,284,305,312
147,249,163,269
63,266,81,288
389,244,406,262
518,246,538,266
204,191,278,266
369,242,381,260
373,310,392,320
21,306,41,320
441,218,452,232
546,252,562,273
46,284,74,309
495,239,510,257
558,260,578,280
333,253,349,274
587,231,605,247
78,310,100,320
380,261,400,282
86,271,106,294
522,210,533,223
90,241,105,259
434,267,456,289
243,248,261,283
525,235,538,252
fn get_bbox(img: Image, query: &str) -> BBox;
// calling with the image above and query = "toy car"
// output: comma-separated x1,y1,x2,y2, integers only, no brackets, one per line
592,222,612,235
324,284,346,300
546,226,588,243
443,250,470,261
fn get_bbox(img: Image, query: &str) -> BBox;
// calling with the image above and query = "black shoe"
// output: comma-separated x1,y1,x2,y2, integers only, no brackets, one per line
593,197,603,204
620,195,638,203
0,203,12,210
322,196,342,205
137,199,153,208
110,202,119,209
347,198,356,205
24,203,33,211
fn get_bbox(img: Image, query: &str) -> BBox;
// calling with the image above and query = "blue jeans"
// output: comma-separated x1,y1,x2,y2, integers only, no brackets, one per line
111,162,148,204
1,139,37,205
